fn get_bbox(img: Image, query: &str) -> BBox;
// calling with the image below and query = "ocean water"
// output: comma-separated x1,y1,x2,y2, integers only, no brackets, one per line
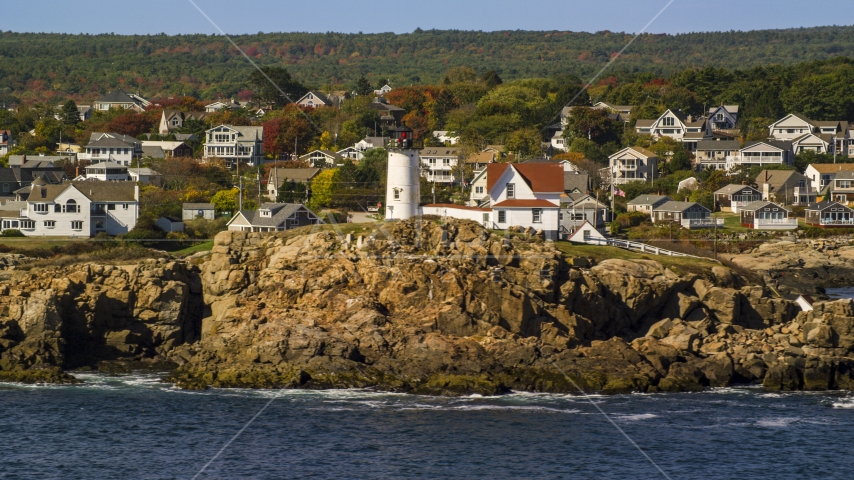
825,287,854,300
2,374,854,479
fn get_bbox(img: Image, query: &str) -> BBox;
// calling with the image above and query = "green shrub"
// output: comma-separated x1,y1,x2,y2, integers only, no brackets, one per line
0,229,25,237
615,211,650,228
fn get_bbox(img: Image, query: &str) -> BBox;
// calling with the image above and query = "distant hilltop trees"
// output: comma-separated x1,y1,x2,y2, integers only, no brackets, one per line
2,26,854,102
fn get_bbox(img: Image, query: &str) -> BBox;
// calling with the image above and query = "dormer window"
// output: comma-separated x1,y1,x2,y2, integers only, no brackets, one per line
662,117,675,127
261,210,271,217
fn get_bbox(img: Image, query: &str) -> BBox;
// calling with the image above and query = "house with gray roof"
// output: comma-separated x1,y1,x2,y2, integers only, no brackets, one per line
563,171,589,194
226,203,323,232
714,184,762,212
627,194,671,215
0,157,68,198
652,201,719,229
93,90,150,112
560,192,609,230
203,124,265,168
740,201,797,230
355,136,389,152
79,132,143,166
183,203,216,220
633,108,712,151
696,140,742,170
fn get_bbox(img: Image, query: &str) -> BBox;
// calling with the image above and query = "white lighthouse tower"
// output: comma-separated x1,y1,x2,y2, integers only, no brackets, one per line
385,125,421,220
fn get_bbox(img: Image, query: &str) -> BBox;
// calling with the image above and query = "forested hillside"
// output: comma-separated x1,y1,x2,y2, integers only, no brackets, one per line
2,25,854,104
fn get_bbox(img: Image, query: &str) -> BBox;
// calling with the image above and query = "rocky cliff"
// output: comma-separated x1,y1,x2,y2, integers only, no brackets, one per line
723,237,854,292
2,219,854,395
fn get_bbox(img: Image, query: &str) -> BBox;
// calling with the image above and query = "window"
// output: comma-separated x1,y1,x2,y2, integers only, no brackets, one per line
394,189,400,201
289,219,299,227
71,221,83,230
64,199,78,213
475,186,484,194
44,221,55,228
506,183,515,198
33,203,48,212
123,204,129,210
54,204,61,213
532,209,542,223
172,118,179,126
498,210,506,223
20,220,34,229
2,183,8,193
662,117,675,126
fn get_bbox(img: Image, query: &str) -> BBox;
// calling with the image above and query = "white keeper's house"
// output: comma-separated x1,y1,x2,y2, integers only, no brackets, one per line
422,162,564,240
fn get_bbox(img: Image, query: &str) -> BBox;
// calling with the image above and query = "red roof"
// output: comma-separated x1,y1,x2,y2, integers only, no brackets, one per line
486,163,511,193
492,199,558,208
486,163,564,194
423,203,491,212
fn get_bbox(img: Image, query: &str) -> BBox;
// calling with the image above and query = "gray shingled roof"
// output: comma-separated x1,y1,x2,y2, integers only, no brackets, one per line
697,140,741,151
183,203,215,210
564,172,589,193
806,200,849,211
142,146,165,158
627,194,671,205
654,201,709,213
236,203,306,227
715,184,760,195
741,200,790,212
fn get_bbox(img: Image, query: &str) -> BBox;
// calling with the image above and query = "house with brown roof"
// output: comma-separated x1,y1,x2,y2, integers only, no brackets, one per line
295,91,334,108
756,170,816,206
0,180,138,236
804,163,854,194
266,168,321,200
421,147,460,184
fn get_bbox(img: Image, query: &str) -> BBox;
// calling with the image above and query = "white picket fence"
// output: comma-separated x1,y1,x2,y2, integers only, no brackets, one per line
584,237,705,259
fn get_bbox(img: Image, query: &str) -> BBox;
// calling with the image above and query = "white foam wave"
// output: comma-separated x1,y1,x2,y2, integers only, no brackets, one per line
614,413,658,421
756,417,799,427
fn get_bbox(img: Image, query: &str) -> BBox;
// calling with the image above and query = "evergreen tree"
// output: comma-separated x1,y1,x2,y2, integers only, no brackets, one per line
481,70,503,88
353,77,374,96
247,66,307,109
60,100,79,126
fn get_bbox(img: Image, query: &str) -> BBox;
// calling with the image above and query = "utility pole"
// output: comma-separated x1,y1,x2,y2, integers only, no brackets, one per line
257,171,261,206
713,214,718,259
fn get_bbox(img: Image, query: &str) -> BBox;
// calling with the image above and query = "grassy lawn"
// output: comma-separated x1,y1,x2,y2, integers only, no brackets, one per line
554,241,721,277
0,237,91,251
713,212,750,233
172,241,214,256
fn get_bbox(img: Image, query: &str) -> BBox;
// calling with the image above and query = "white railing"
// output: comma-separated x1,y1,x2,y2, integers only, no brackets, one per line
106,210,127,228
680,218,724,229
582,237,704,259
820,219,854,226
754,218,798,229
